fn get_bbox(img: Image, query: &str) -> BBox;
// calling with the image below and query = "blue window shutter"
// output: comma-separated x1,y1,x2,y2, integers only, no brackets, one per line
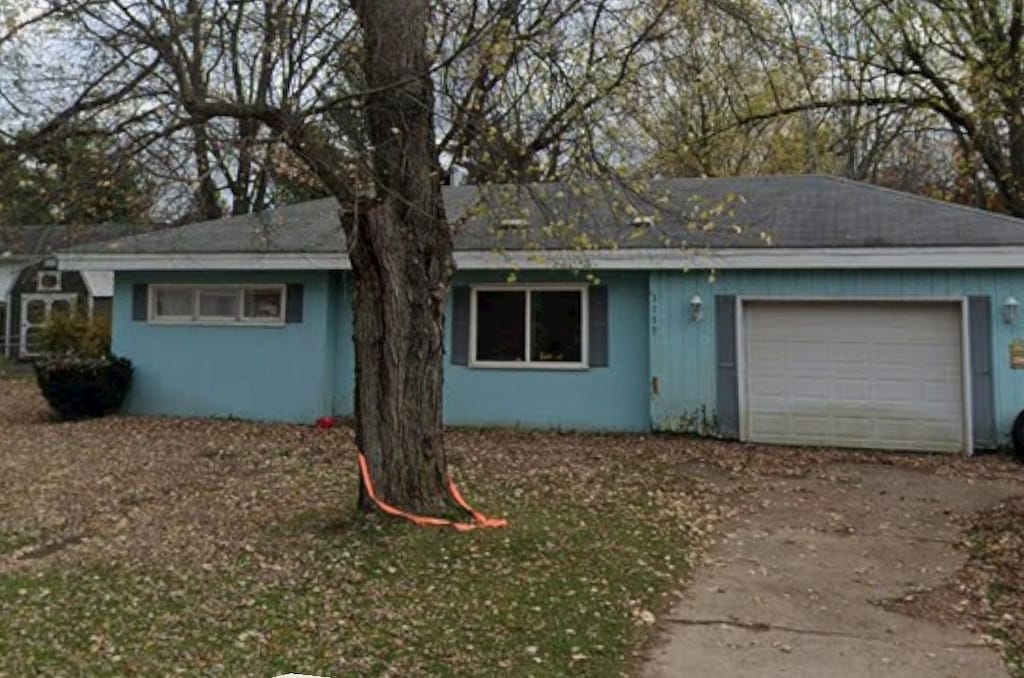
285,284,304,323
451,286,470,365
969,296,996,449
588,285,609,367
132,284,148,321
715,295,739,438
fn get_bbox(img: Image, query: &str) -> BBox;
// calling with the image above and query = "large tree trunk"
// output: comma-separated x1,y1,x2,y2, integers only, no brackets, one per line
348,0,453,514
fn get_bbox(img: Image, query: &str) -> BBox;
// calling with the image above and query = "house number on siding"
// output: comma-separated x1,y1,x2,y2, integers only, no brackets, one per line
650,291,658,336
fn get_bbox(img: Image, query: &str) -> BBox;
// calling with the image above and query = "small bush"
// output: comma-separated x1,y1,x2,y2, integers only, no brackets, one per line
39,313,111,358
34,355,133,420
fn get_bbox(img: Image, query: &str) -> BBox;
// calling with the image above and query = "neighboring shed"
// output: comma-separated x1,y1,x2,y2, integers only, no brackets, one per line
0,223,143,358
58,176,1024,454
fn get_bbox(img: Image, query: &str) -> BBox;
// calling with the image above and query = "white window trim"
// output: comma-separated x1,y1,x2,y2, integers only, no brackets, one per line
148,284,287,326
469,283,589,370
196,287,242,321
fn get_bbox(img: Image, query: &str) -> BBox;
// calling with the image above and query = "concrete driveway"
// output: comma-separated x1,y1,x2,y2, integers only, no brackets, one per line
642,462,1022,678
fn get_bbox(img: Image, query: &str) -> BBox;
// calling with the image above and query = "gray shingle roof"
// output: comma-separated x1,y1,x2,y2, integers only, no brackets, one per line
0,222,152,257
66,176,1024,256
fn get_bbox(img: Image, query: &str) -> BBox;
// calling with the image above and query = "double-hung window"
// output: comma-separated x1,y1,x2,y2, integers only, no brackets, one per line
149,285,286,325
470,285,588,368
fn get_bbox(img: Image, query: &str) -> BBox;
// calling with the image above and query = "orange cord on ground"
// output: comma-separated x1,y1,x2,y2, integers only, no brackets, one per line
357,453,508,531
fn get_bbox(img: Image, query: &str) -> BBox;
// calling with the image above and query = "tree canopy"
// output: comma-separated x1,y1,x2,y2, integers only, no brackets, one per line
0,127,154,225
1,1,1019,217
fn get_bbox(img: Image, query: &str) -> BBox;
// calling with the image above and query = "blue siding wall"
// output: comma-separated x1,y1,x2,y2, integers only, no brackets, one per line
440,271,651,431
117,269,649,432
113,271,336,423
650,269,1024,444
113,266,1024,442
330,271,651,431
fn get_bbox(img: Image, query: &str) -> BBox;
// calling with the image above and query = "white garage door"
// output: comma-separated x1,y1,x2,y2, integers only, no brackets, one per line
743,301,965,453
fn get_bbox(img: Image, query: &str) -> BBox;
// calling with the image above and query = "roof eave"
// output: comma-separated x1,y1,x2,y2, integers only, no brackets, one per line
57,245,1024,272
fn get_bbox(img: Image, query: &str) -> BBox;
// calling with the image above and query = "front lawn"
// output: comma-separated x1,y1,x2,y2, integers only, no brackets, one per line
0,381,719,676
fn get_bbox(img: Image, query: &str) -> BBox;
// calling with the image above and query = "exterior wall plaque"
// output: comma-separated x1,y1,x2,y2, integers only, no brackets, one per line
1011,339,1024,369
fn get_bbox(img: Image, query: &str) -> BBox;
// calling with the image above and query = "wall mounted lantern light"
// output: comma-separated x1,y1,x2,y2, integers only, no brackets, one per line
1005,296,1020,325
689,294,704,323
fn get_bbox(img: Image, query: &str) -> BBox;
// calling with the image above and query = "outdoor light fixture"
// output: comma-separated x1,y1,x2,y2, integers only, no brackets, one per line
690,294,704,323
1005,296,1020,325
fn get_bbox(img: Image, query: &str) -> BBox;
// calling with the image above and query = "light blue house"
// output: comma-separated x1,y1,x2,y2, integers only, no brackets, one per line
58,176,1024,454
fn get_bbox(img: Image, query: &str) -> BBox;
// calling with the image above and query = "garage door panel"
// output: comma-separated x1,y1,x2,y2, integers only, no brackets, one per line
872,380,917,403
836,417,872,438
833,344,869,365
792,378,830,398
922,380,960,403
744,302,964,453
790,342,833,365
835,379,870,400
792,414,832,436
873,418,959,444
749,413,789,435
831,361,874,378
749,377,786,397
920,425,962,444
874,345,958,368
873,344,925,365
750,340,786,364
918,344,961,362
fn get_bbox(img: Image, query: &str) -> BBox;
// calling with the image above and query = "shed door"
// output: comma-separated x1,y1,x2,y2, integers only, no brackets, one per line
743,301,965,453
20,293,77,358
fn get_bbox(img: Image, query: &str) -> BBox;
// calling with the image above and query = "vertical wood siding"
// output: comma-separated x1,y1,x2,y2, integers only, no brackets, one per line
650,268,1024,445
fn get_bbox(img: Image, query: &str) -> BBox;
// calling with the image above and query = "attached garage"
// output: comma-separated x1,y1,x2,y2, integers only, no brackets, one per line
740,301,968,453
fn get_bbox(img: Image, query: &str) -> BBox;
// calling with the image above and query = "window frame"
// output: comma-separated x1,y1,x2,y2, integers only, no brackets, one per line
148,284,287,326
197,287,242,321
469,283,589,370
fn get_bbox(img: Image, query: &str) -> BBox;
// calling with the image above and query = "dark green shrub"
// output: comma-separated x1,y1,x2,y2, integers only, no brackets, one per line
39,313,111,358
34,355,133,420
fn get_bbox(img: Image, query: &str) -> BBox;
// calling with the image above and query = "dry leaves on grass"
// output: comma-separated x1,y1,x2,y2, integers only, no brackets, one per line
0,380,724,676
2,376,1023,676
0,384,351,573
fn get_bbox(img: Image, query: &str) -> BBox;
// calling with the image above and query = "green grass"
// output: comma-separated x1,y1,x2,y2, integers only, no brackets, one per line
0,451,706,676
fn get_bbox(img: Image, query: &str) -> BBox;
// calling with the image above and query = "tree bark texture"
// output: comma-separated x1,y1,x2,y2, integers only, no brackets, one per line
348,0,454,514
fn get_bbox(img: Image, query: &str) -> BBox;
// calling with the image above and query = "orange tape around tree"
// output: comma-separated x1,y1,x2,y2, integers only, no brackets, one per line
447,479,508,529
357,453,507,531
